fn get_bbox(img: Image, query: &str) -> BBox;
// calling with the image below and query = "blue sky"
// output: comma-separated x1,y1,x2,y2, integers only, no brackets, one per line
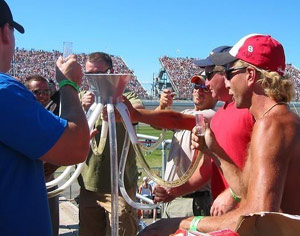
7,0,300,93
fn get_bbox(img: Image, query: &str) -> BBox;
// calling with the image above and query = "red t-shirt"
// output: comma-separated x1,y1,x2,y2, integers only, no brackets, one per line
210,102,254,199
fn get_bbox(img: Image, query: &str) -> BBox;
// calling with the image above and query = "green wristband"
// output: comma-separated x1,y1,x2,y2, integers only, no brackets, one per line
58,79,79,93
189,216,204,232
230,188,241,202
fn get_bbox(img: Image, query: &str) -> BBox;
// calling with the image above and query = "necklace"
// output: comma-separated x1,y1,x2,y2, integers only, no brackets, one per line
261,102,286,118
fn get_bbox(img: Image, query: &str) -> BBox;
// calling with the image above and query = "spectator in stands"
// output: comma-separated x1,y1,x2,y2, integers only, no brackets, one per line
138,177,153,219
78,51,144,236
25,75,60,236
155,72,216,219
148,178,158,222
0,1,89,235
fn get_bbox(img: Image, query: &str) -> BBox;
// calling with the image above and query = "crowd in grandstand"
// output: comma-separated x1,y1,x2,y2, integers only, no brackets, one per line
286,64,300,101
159,56,202,99
9,48,149,98
159,56,300,101
8,49,300,101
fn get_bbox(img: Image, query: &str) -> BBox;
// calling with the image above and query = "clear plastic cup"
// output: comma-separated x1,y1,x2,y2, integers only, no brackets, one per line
62,42,73,59
195,112,205,136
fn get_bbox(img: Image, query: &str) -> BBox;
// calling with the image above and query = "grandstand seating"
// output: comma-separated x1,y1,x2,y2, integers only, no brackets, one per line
286,64,300,101
9,48,149,99
8,49,300,101
157,56,300,101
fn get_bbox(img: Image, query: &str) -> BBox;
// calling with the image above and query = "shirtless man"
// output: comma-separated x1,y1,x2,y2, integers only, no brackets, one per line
133,34,299,236
179,34,300,233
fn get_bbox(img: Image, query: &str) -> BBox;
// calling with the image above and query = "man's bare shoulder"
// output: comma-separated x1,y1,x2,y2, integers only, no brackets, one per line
255,108,299,130
253,109,300,149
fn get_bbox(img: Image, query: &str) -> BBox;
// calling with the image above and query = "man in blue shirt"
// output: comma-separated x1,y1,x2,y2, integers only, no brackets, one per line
0,1,90,235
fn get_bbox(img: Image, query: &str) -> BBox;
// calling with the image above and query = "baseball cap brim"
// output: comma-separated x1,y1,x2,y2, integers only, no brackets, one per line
191,70,206,83
194,46,233,67
210,51,237,66
191,75,204,83
12,21,24,34
194,57,215,67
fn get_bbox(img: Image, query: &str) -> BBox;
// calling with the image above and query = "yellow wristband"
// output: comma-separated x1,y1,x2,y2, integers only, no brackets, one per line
58,79,79,93
230,188,241,202
189,216,204,232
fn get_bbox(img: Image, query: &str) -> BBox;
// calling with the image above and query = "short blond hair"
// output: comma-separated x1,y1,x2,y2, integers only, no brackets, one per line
233,60,295,103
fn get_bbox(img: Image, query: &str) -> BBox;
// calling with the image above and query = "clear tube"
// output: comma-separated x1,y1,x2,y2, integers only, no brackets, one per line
133,144,203,188
86,103,97,120
139,129,166,152
48,163,84,198
118,131,160,209
88,103,104,131
47,103,104,198
90,120,108,155
46,166,72,188
116,102,204,188
107,103,119,236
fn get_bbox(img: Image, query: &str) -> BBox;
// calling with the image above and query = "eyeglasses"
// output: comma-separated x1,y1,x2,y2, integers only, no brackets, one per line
31,89,51,96
205,70,224,81
193,83,210,93
85,68,112,74
225,67,247,80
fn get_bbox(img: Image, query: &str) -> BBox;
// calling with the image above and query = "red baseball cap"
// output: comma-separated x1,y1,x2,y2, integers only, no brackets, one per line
211,34,285,75
191,71,206,83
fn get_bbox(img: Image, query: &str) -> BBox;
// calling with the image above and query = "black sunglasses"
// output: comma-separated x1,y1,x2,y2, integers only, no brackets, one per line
85,68,112,74
225,67,247,80
193,83,210,93
31,89,51,96
205,70,224,81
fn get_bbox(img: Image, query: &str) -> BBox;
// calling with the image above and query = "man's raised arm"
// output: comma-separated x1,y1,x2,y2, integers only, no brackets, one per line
41,56,90,165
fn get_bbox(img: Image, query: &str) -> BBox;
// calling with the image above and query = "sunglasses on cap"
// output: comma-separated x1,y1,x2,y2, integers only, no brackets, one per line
31,89,51,96
193,83,210,93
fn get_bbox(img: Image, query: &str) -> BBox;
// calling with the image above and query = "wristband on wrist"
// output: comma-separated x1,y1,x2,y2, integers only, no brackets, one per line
189,216,204,232
58,79,79,93
230,188,242,202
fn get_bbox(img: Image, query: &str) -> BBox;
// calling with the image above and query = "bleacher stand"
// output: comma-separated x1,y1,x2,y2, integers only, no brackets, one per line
9,48,149,99
156,56,300,101
159,56,203,100
8,49,300,101
286,64,300,101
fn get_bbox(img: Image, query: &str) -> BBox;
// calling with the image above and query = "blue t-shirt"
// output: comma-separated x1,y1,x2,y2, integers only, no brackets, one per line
0,73,67,235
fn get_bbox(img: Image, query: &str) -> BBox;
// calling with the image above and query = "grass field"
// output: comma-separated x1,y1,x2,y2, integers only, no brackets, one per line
135,124,173,183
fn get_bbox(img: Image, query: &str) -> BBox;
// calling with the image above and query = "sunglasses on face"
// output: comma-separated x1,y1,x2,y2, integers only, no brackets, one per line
85,68,112,74
225,66,247,80
193,83,210,93
31,89,51,96
205,70,224,81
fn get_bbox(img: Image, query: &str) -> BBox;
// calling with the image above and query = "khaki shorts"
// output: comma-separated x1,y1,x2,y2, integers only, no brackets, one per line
163,191,212,218
79,188,138,236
